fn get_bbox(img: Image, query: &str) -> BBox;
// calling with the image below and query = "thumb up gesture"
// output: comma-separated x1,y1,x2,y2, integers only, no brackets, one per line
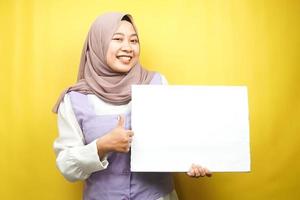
97,115,134,158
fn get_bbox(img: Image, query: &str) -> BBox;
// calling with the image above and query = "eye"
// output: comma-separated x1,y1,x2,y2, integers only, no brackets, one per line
112,37,122,41
131,39,139,44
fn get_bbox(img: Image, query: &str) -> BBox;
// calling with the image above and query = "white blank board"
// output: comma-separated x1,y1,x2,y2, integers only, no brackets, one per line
131,85,251,172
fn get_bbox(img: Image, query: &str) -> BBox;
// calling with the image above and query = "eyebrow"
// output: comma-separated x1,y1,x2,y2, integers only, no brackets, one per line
113,32,138,37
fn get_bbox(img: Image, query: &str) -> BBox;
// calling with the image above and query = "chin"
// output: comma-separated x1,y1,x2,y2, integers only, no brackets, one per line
109,60,137,73
118,62,137,72
115,65,133,73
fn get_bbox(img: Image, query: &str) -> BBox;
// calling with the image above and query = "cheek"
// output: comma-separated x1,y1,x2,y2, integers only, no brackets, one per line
106,48,117,65
106,53,113,66
133,45,140,57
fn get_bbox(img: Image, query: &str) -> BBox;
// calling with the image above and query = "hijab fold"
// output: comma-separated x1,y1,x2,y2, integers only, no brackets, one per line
52,12,155,113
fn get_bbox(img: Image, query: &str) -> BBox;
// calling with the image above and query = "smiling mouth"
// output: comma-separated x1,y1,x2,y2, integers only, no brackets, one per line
116,55,132,63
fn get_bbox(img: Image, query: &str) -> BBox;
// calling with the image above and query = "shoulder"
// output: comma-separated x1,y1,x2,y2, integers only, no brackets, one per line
159,73,168,85
59,91,91,117
57,93,73,118
150,72,168,85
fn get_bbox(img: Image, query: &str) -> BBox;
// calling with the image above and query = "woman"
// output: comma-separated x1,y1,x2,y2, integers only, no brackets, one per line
53,12,211,200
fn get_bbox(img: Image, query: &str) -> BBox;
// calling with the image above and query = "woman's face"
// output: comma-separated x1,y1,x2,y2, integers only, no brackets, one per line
106,20,140,73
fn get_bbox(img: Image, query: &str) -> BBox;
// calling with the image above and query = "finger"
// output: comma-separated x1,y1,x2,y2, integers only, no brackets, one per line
128,139,132,147
187,171,193,176
195,165,205,177
187,165,194,176
117,115,125,128
187,168,195,176
127,131,134,137
200,168,206,177
204,168,212,177
190,164,198,177
193,166,201,177
121,144,130,152
199,166,206,177
203,167,208,174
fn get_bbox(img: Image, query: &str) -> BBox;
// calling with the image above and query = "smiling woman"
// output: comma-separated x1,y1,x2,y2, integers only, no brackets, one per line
1,0,299,199
52,12,211,200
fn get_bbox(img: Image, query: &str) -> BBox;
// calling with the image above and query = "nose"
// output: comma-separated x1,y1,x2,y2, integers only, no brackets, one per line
121,40,133,52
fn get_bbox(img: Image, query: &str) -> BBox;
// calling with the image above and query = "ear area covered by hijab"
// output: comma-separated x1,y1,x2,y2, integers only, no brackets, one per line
52,12,155,113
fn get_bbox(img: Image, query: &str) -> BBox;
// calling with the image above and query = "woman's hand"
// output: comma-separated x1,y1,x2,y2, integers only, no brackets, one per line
96,115,134,159
186,164,212,178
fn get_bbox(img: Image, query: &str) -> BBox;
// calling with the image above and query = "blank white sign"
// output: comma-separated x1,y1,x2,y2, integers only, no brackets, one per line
131,85,251,172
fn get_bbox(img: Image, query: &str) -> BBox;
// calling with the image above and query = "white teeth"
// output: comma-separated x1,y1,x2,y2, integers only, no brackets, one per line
117,56,131,61
118,56,131,63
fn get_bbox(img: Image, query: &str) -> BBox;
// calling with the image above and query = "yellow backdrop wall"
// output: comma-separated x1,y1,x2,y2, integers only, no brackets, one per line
0,0,299,199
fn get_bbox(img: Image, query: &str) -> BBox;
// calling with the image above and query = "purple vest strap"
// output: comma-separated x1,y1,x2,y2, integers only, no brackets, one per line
69,73,174,200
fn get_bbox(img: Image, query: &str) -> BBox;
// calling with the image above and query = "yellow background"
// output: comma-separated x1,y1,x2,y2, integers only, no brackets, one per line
1,0,299,199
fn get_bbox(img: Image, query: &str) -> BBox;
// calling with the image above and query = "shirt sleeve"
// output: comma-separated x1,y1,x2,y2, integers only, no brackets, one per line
53,93,109,182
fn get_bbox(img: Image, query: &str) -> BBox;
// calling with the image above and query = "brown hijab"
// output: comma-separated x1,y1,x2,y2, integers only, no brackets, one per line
52,12,155,113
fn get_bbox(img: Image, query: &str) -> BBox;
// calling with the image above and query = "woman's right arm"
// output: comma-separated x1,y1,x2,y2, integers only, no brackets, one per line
53,94,109,182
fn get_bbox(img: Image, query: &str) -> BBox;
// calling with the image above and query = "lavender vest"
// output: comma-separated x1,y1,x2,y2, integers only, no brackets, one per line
69,73,174,200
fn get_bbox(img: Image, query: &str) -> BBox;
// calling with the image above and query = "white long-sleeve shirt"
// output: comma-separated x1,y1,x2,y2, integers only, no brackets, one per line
53,75,178,200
